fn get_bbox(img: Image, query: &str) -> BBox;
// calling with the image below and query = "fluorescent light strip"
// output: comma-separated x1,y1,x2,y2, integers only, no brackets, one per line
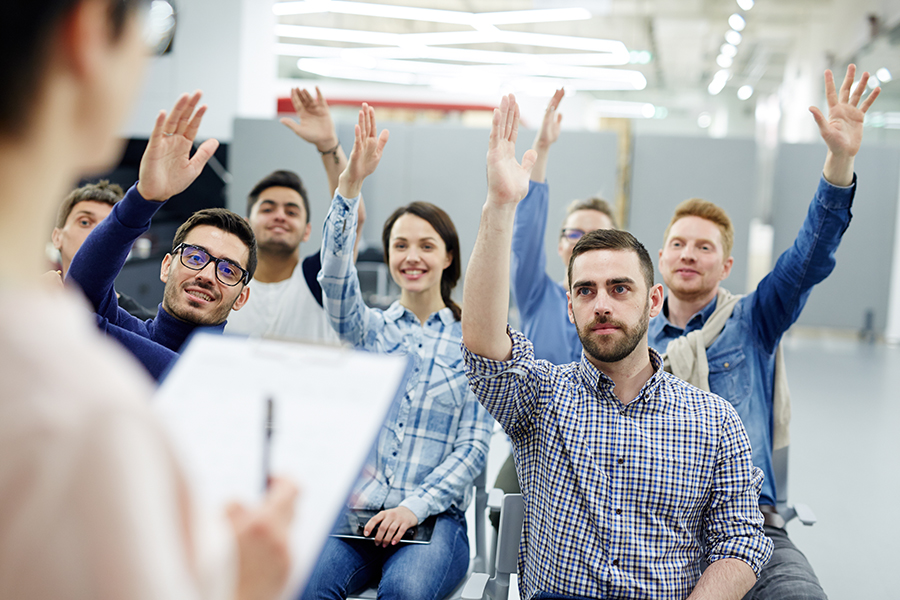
273,1,592,26
295,58,647,91
592,100,657,119
276,24,629,60
277,43,631,68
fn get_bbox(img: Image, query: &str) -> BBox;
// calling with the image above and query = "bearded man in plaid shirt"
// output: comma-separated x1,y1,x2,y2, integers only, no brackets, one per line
461,94,773,600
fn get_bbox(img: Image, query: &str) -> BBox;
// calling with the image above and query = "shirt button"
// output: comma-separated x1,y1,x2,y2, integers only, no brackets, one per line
612,559,619,567
392,451,398,456
724,362,730,368
398,423,404,428
615,509,622,515
617,458,624,465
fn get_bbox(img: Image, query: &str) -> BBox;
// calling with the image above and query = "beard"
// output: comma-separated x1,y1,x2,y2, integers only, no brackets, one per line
162,277,237,326
574,299,650,364
256,233,300,257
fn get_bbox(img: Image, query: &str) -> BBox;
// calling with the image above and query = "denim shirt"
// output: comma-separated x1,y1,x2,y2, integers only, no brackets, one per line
649,174,855,506
511,180,582,364
318,191,493,521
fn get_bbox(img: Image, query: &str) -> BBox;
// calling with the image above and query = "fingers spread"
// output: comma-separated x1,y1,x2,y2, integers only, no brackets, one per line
183,104,208,141
377,128,390,152
839,64,855,105
163,93,190,134
861,86,881,112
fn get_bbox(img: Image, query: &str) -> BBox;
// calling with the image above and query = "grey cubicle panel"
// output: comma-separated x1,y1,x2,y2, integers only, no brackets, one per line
770,143,900,334
629,135,758,295
231,117,618,295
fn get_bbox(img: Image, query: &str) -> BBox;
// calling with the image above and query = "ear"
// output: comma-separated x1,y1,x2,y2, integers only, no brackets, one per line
301,222,311,243
230,285,251,312
60,0,110,82
443,250,453,270
51,228,63,251
658,247,663,261
721,255,734,280
567,291,576,324
160,254,173,284
648,283,665,318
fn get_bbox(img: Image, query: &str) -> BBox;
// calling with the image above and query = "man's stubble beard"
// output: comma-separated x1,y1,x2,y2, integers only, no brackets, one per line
575,298,650,364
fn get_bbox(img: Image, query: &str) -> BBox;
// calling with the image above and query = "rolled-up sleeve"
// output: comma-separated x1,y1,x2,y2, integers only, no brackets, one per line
704,406,774,576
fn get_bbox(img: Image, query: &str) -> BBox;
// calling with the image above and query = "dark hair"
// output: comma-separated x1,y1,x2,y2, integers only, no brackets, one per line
568,229,654,292
172,208,258,280
2,0,145,136
381,202,462,321
247,170,310,224
56,180,124,228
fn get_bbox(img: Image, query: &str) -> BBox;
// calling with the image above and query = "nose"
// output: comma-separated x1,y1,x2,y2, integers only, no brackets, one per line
679,243,696,262
194,260,218,284
592,289,613,316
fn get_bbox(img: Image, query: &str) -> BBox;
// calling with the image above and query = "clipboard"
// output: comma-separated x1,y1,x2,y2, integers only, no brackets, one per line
153,332,411,596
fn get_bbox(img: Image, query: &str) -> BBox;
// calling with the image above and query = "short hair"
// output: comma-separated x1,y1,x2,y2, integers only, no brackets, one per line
663,198,734,259
568,229,654,292
246,170,310,224
2,0,145,137
172,209,258,280
563,196,618,230
381,202,462,321
56,180,124,228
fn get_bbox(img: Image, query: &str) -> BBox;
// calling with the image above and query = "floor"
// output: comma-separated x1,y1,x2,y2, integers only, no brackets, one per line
465,333,900,599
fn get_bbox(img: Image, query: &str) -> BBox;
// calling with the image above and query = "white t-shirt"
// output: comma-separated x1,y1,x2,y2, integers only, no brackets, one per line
0,288,233,600
225,255,340,345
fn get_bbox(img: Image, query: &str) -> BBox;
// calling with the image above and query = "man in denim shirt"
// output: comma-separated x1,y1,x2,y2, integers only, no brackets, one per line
648,65,879,599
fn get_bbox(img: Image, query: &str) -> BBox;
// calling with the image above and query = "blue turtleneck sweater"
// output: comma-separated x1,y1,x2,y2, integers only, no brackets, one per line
67,184,224,381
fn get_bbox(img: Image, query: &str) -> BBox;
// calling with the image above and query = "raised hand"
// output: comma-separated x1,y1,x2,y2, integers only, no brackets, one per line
279,86,339,151
487,94,537,207
534,87,564,150
337,103,389,199
810,64,879,159
137,92,219,202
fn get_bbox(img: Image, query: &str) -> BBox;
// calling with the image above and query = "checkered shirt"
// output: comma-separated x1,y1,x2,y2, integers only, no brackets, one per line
318,192,493,521
462,328,772,600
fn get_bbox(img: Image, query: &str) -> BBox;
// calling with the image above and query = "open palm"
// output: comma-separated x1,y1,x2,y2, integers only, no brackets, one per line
279,86,337,150
137,92,219,202
487,94,536,206
810,64,880,159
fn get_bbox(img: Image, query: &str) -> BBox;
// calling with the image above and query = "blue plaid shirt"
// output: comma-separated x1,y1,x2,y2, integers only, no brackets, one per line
318,192,493,521
463,329,772,600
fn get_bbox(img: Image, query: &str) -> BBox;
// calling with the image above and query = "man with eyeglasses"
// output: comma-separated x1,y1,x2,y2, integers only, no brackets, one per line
511,88,617,365
67,92,255,381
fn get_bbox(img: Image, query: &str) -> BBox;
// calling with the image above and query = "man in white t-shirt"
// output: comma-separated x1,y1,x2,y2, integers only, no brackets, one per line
226,88,364,343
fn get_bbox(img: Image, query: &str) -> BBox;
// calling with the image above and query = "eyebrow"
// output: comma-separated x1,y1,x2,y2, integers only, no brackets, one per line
259,199,302,210
572,277,635,289
391,236,439,243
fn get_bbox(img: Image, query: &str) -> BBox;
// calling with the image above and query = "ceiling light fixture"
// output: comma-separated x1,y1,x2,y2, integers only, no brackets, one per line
273,1,591,26
708,70,730,95
725,30,742,45
737,0,754,10
876,67,892,82
728,14,746,31
720,43,737,58
717,54,734,68
737,85,753,100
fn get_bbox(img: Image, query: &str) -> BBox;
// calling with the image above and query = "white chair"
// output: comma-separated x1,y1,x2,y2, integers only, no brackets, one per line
460,492,523,600
772,445,816,526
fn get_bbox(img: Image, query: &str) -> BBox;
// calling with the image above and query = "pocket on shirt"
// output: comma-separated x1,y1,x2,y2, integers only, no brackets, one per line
707,347,751,407
429,354,467,409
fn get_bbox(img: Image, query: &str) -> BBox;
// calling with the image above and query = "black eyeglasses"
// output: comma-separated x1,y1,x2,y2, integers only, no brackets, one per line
173,243,249,286
561,228,587,242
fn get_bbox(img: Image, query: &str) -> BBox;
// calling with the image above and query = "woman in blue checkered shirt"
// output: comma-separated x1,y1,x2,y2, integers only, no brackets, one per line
302,103,494,600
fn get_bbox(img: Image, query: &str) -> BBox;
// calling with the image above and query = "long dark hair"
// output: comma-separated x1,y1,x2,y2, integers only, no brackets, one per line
381,202,461,321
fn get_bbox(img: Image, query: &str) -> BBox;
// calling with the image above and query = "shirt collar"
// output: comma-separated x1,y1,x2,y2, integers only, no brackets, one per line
383,301,456,327
577,346,666,404
658,294,719,334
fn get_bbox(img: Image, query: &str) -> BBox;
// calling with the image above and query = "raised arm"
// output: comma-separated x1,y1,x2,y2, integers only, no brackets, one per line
810,64,880,187
318,105,389,345
67,92,217,321
280,87,367,260
280,86,347,199
530,87,564,183
462,95,536,360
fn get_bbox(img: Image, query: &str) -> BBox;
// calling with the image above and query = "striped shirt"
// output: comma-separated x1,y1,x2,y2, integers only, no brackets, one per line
318,192,493,521
462,328,772,600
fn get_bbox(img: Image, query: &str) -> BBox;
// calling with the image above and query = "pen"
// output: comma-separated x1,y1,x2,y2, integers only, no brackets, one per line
263,396,274,491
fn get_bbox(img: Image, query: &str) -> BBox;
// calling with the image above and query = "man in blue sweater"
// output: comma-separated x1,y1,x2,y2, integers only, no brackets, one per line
67,92,256,380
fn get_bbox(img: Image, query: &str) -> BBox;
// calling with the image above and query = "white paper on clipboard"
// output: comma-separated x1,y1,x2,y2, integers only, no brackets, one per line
152,332,410,597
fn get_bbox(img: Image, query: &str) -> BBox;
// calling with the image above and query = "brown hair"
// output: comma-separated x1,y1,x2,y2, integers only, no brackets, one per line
562,196,618,231
172,208,258,280
381,202,462,321
663,198,734,258
56,180,124,228
568,229,654,292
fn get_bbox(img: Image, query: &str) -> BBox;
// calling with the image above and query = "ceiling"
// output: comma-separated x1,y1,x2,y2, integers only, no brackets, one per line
272,0,900,135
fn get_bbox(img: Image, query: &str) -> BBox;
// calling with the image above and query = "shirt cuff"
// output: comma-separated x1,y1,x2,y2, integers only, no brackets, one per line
816,172,856,209
462,327,533,378
399,496,431,523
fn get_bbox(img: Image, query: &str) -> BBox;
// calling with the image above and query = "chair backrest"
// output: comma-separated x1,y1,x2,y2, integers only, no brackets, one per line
494,494,524,577
772,445,790,513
